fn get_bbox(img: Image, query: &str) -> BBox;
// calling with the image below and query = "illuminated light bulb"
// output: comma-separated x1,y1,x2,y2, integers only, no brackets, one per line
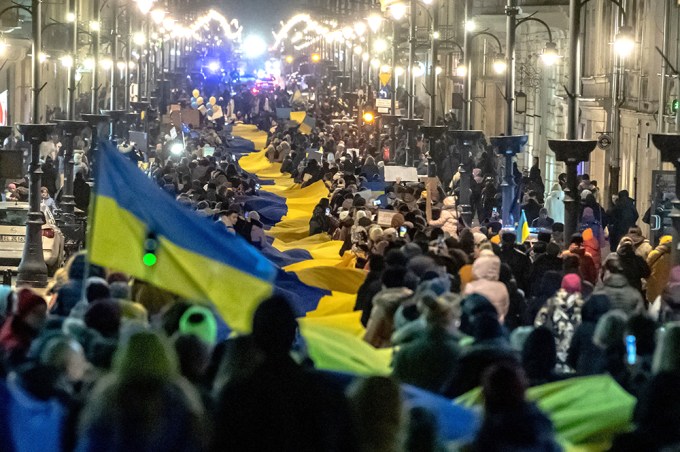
373,38,388,53
60,55,73,68
435,66,442,75
395,66,404,76
133,32,146,46
89,21,100,32
465,20,476,32
116,60,126,70
390,3,407,21
370,58,381,69
455,65,467,77
100,58,112,70
367,14,383,33
492,57,507,74
354,21,366,36
65,12,75,23
150,8,166,25
380,64,391,73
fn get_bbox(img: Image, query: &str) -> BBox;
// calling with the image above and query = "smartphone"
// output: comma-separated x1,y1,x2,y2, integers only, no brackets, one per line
492,207,498,213
399,226,407,237
245,212,249,219
626,335,636,365
232,154,237,161
373,199,381,206
325,208,330,216
255,183,260,190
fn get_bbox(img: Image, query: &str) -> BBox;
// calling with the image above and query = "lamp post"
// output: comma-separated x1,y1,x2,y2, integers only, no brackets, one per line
81,113,111,177
548,139,597,242
567,0,631,202
55,120,88,217
491,135,528,227
650,134,680,265
428,1,438,126
90,0,100,113
448,130,483,227
400,117,423,166
505,1,556,136
462,31,504,130
15,123,56,287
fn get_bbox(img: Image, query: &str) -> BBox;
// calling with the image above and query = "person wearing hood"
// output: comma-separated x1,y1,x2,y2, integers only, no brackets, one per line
308,204,332,236
428,196,459,238
544,184,565,224
0,289,48,368
528,243,563,297
592,310,630,388
364,267,414,348
520,191,542,225
606,190,639,252
522,326,561,386
622,226,652,259
567,294,611,375
561,234,598,285
646,235,673,304
580,207,605,275
464,250,510,323
392,292,461,393
471,362,561,452
534,274,585,371
614,236,650,294
593,271,644,318
77,331,208,452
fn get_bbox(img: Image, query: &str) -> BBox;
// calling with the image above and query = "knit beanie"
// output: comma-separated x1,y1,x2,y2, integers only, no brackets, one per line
561,273,582,294
84,299,122,338
179,305,218,346
15,288,46,318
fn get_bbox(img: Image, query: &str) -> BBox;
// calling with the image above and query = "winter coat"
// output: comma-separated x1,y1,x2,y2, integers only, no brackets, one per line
1,373,67,452
392,327,460,393
429,197,459,239
472,402,561,452
544,184,565,224
593,274,644,315
463,252,510,323
535,288,584,370
646,236,673,303
364,287,413,348
499,245,532,293
566,294,611,375
616,247,651,293
561,244,598,285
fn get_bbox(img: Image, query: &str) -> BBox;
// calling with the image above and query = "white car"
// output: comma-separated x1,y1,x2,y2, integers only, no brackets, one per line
0,201,65,275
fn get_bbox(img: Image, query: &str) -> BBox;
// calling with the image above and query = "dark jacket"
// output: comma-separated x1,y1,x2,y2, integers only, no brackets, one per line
472,402,561,452
616,247,651,293
566,294,611,375
392,327,460,394
499,245,532,293
521,199,542,225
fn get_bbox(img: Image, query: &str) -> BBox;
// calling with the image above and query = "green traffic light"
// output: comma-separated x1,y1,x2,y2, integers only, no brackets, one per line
143,252,157,267
672,99,680,114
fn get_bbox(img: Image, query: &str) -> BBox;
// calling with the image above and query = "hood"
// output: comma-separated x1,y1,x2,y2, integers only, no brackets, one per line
443,196,456,207
472,250,501,281
581,207,595,223
581,294,611,322
604,273,629,288
373,287,413,312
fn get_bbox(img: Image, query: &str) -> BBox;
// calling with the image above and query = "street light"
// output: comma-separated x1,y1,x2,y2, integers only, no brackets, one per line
614,26,635,57
367,14,382,33
133,32,146,46
354,21,367,37
492,56,507,74
136,0,154,15
390,3,407,21
465,20,476,32
60,55,73,68
541,41,559,66
374,38,388,53
150,8,166,25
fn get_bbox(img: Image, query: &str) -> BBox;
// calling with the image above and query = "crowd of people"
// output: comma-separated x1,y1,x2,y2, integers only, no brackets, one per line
3,75,680,451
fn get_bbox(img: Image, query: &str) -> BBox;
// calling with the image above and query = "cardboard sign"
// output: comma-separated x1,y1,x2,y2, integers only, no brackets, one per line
376,209,398,227
306,149,322,162
384,165,419,182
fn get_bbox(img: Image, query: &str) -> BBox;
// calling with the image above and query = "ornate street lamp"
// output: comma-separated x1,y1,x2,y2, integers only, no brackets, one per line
491,135,528,227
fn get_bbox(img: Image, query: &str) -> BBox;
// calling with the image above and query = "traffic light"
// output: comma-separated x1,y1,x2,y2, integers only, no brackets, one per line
362,111,376,124
143,232,159,267
672,99,680,114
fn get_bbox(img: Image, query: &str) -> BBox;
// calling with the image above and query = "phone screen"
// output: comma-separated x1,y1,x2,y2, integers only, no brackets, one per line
255,183,261,190
373,199,380,206
325,208,330,216
399,226,406,237
626,335,636,365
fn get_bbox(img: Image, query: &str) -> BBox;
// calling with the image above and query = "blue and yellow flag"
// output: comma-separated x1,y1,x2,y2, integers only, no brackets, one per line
516,210,530,244
88,142,277,332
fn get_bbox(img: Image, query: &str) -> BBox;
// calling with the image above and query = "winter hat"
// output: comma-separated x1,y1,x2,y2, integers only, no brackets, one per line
109,281,131,300
339,210,350,222
383,228,398,241
561,273,582,294
443,196,456,207
356,210,368,220
582,207,595,223
84,299,122,338
86,277,110,303
407,256,437,279
179,305,218,346
248,211,260,222
390,213,406,229
472,250,501,281
401,242,422,259
369,226,384,242
114,331,178,380
580,189,592,200
15,288,46,318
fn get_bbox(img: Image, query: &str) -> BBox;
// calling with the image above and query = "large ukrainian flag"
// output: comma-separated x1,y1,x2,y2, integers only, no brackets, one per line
88,141,277,332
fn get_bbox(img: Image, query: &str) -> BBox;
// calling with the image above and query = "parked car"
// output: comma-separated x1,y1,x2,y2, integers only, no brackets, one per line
0,201,65,275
